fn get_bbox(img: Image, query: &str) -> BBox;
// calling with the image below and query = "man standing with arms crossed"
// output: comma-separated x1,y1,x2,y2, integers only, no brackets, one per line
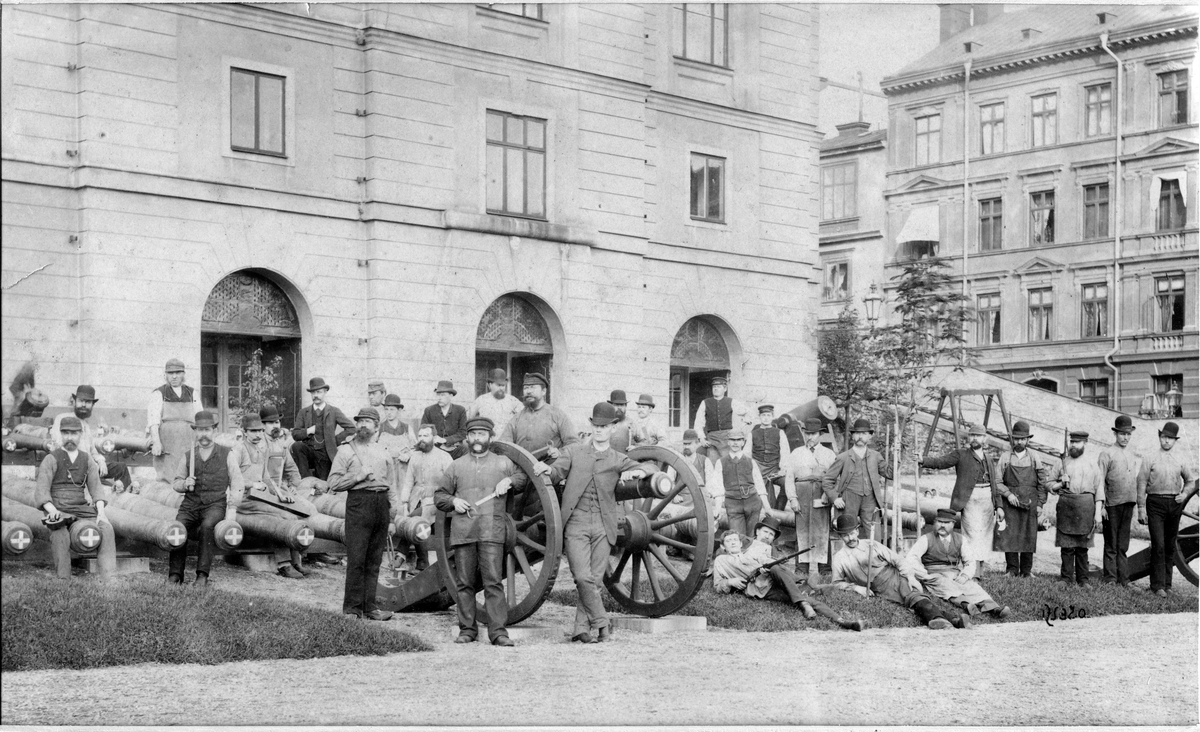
1097,416,1141,586
784,418,836,577
1137,421,1196,597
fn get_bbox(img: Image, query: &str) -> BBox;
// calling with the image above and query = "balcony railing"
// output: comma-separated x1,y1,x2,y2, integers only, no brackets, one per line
1124,228,1197,258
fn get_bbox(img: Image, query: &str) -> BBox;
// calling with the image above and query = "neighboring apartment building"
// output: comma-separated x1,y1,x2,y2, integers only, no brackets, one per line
880,5,1198,418
1,3,822,434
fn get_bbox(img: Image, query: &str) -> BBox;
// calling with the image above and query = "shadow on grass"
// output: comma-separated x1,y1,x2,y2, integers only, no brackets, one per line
547,571,1198,632
1,563,431,672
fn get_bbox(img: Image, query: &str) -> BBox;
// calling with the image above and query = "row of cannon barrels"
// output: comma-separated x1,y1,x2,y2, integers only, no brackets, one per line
0,427,152,456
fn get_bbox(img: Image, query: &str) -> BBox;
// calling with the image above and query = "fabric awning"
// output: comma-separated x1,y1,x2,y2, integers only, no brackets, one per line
1151,171,1188,213
897,204,940,242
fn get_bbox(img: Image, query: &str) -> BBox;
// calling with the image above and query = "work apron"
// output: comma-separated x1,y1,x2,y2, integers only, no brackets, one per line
960,484,996,562
155,399,195,482
793,474,831,564
1055,492,1095,548
994,462,1039,553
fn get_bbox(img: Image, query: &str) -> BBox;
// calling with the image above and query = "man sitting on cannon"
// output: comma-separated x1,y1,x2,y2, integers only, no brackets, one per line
35,415,117,579
50,384,136,494
904,509,1012,619
713,516,863,631
169,410,243,588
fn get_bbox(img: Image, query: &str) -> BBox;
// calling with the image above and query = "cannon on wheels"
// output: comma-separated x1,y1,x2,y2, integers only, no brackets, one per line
1126,505,1199,587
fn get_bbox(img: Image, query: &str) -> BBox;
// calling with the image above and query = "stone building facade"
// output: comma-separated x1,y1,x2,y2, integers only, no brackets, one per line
879,5,1198,417
1,3,822,435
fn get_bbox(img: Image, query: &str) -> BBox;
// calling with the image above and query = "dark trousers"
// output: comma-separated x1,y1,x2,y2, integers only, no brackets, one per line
842,490,879,538
171,500,225,577
452,541,508,640
103,461,134,492
765,475,789,510
343,491,390,616
761,566,839,621
1146,494,1183,591
725,494,763,537
290,441,332,481
1102,502,1135,584
48,520,116,579
1004,552,1034,577
1060,547,1089,584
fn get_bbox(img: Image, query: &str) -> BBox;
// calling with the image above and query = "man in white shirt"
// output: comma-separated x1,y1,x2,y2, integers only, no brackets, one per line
905,509,1011,619
147,358,196,481
629,393,668,447
467,369,523,437
784,418,836,577
709,429,768,537
692,377,750,461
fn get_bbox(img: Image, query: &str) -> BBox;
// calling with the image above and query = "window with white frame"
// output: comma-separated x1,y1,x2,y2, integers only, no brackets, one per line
486,110,547,218
1157,179,1186,231
977,293,1001,345
1030,190,1055,245
979,102,1005,155
914,113,941,165
689,153,725,223
231,68,286,157
1081,283,1108,338
1159,70,1189,127
1083,183,1109,239
1155,273,1186,332
1031,93,1057,147
673,4,728,67
1085,83,1112,137
823,261,850,302
821,163,857,221
1028,288,1053,342
979,197,1003,252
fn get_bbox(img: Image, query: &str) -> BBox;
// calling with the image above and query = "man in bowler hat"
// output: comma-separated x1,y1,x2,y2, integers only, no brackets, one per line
1137,421,1196,597
290,377,355,481
1097,415,1141,585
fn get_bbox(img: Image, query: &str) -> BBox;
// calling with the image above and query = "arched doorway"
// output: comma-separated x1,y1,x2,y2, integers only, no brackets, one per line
475,294,554,400
669,317,731,430
200,271,302,429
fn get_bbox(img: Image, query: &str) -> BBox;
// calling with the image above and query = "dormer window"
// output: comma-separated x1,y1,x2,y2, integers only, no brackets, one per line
1021,28,1041,40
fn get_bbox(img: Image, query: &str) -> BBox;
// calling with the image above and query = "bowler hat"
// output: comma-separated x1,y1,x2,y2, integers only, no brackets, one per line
758,404,775,414
487,369,508,385
935,508,958,522
682,429,701,442
193,411,217,428
636,393,655,408
383,393,404,408
241,414,264,431
259,405,281,422
589,402,618,426
727,428,747,441
354,407,380,423
1112,415,1135,434
307,377,330,393
832,514,860,534
367,380,386,393
712,376,728,386
1159,421,1181,440
523,372,549,389
849,418,874,434
754,515,782,538
968,424,987,437
164,358,186,373
434,380,457,396
801,417,824,433
1010,421,1032,439
1068,430,1089,441
608,389,628,405
58,415,84,432
72,385,98,402
465,416,495,435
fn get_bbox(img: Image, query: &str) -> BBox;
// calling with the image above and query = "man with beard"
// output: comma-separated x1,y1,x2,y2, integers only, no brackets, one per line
422,380,468,459
535,403,657,643
708,429,768,538
500,373,577,457
327,407,395,620
1054,431,1104,586
1138,421,1197,597
366,380,387,408
825,514,970,630
468,369,523,437
629,394,668,448
918,424,998,576
822,419,892,540
376,393,415,494
992,421,1052,577
435,417,528,646
394,424,451,572
51,385,135,494
35,416,117,579
1097,416,1141,586
750,405,790,510
605,390,634,453
784,418,837,577
905,509,1011,618
170,411,244,588
290,377,355,481
148,358,196,481
236,412,313,579
692,377,750,461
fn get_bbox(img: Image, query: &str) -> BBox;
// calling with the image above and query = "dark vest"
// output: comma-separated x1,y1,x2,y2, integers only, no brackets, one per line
922,532,964,568
751,425,782,470
50,448,96,517
722,454,756,498
188,444,232,505
704,397,734,433
157,384,194,403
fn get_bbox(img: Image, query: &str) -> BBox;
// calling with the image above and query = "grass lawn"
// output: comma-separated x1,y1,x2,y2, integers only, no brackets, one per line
1,562,431,672
549,570,1198,632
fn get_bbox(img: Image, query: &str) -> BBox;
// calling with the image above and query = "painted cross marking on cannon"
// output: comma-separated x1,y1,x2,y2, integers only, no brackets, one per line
79,527,100,549
297,527,315,546
223,526,243,546
11,531,31,551
166,526,187,546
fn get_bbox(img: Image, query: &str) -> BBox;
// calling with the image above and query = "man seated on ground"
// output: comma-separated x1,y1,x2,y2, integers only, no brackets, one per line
825,514,971,630
713,516,864,631
904,509,1011,619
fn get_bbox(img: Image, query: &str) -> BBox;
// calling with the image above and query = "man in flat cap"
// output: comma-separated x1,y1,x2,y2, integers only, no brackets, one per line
919,424,998,576
148,358,197,481
536,402,658,643
435,416,529,646
422,380,468,459
607,390,633,453
906,509,1011,619
327,407,395,620
170,411,244,588
500,372,577,458
785,418,837,577
1053,430,1104,586
1137,421,1196,597
630,394,668,448
51,385,135,494
692,376,750,462
823,418,892,540
750,404,790,510
468,369,523,438
376,393,415,498
1097,416,1141,585
35,415,117,579
709,428,768,538
290,377,355,481
366,380,388,408
236,412,313,579
992,420,1053,577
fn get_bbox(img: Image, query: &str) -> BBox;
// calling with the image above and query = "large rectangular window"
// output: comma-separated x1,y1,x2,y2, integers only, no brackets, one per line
1081,283,1108,338
1159,70,1189,127
1028,288,1053,342
979,197,1003,251
1156,273,1186,332
1158,179,1187,231
1085,83,1112,137
690,153,725,222
979,102,1005,155
1079,379,1109,408
823,261,850,302
485,4,544,19
977,293,1001,345
1031,93,1058,147
230,68,285,157
1030,190,1055,245
486,110,546,219
821,163,857,221
914,114,941,165
1083,183,1109,239
674,4,727,67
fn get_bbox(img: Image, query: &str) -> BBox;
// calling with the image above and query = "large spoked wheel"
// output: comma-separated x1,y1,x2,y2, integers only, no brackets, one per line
1175,508,1198,587
603,444,713,617
434,441,563,625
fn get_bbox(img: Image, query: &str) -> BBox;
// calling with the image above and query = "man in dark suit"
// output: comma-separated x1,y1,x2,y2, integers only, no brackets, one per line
536,402,658,644
422,380,468,459
821,418,892,539
290,377,355,481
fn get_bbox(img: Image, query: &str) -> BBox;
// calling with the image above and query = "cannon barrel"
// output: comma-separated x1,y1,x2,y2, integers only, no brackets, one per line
780,396,839,428
110,492,177,521
68,519,104,553
99,433,152,453
237,513,314,551
312,492,346,518
613,473,674,502
394,516,431,544
883,485,950,523
299,476,328,496
213,518,244,551
1,476,47,509
2,432,51,453
2,520,35,555
138,481,184,509
104,506,188,550
1,496,51,540
305,511,345,543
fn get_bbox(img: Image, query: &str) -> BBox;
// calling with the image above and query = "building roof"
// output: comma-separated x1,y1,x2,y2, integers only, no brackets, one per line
882,4,1198,93
820,125,887,154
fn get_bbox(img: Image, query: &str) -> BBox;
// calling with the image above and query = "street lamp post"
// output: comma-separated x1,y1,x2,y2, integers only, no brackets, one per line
863,283,882,326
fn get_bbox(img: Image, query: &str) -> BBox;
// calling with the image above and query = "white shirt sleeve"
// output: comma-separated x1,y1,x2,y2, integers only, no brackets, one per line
147,389,164,428
709,459,725,503
693,401,707,434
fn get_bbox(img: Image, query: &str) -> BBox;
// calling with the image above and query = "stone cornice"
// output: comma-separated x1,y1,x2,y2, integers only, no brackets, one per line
648,91,821,143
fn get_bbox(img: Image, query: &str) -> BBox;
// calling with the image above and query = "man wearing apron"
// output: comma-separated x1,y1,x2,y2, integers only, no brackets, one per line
148,358,196,482
1054,431,1104,586
919,424,998,576
692,376,749,462
992,421,1052,577
784,418,836,578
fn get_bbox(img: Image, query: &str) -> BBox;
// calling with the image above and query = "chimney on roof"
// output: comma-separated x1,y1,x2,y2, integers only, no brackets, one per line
835,121,872,136
939,4,1004,42
964,40,982,53
1021,28,1041,40
1097,11,1115,25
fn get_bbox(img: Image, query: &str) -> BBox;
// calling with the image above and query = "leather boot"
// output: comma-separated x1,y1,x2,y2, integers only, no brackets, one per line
912,598,951,630
837,617,865,631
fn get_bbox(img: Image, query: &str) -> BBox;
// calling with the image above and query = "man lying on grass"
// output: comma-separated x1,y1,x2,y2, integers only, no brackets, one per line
904,508,1012,620
712,516,864,631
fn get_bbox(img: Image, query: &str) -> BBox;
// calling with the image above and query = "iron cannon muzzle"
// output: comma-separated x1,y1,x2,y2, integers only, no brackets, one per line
394,516,432,544
2,520,34,555
613,473,673,502
98,433,152,453
68,519,104,553
213,519,243,550
3,433,51,453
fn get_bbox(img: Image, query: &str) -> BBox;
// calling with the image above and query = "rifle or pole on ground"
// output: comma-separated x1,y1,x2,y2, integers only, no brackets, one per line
753,544,816,576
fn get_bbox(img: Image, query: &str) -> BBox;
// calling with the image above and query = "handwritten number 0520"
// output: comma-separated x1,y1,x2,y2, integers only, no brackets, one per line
1042,604,1087,626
